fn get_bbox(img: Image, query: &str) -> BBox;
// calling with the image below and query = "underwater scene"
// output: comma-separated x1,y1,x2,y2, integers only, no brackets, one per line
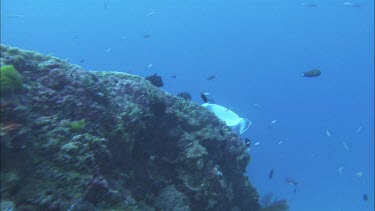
1,0,374,210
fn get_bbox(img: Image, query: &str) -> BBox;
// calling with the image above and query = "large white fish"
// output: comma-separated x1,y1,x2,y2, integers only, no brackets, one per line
202,103,251,134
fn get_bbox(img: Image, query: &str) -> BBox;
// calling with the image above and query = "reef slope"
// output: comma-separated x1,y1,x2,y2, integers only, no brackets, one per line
0,45,260,211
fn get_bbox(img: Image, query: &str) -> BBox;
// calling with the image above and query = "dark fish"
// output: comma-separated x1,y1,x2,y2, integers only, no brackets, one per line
71,35,79,40
285,177,298,185
269,169,274,179
245,138,251,148
171,75,177,79
207,75,216,80
144,34,152,39
302,69,321,77
201,92,208,103
79,59,85,63
363,194,368,201
200,92,215,103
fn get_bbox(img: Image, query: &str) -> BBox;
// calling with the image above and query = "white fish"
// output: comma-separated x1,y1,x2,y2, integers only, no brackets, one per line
338,166,344,174
342,142,350,151
6,14,25,19
147,64,153,68
202,103,251,134
271,120,277,124
147,10,156,16
356,126,362,134
254,142,261,146
355,171,363,177
343,2,360,7
106,48,112,53
326,129,331,137
277,141,283,145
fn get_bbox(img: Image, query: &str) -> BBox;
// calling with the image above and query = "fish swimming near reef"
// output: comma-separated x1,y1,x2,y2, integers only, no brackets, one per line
302,69,321,77
200,92,214,103
245,138,251,148
202,103,251,134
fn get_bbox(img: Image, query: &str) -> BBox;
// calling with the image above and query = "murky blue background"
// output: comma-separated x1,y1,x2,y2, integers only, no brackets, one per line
1,0,374,210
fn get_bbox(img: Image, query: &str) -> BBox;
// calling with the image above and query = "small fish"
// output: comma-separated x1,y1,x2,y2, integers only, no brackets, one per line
147,10,156,16
121,36,127,40
245,138,251,148
268,169,274,179
338,166,344,174
207,75,216,80
71,35,79,40
356,126,362,134
253,104,262,109
106,48,112,53
301,2,318,7
144,34,152,39
363,194,368,201
302,69,321,77
355,171,363,177
277,141,283,145
79,59,85,63
171,75,177,79
342,142,350,151
285,177,298,186
326,129,331,137
271,120,277,124
200,92,214,103
343,2,360,7
147,64,153,68
254,142,261,146
285,177,298,192
6,14,25,19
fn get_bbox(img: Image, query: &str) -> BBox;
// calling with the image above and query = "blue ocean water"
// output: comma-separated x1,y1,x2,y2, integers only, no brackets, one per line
1,0,373,210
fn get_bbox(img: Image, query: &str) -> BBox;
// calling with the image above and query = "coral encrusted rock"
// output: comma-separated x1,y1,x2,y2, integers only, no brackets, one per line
0,44,260,210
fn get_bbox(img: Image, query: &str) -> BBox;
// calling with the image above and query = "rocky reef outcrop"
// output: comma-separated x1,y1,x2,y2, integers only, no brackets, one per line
0,45,260,210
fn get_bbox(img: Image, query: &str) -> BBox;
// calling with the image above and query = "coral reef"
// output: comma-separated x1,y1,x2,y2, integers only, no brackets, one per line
0,44,261,210
177,92,192,101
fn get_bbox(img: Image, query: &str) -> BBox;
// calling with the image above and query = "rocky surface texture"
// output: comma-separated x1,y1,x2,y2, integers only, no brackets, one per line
0,45,260,210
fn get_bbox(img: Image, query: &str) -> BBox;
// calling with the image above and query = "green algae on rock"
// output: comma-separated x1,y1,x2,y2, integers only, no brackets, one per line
0,65,23,95
0,44,262,211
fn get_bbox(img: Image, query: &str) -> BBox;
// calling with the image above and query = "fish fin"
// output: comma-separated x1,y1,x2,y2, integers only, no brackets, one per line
234,118,251,134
